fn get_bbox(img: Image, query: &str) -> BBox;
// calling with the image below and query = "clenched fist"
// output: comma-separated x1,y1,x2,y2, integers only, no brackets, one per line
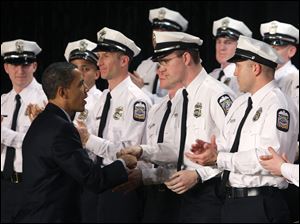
119,154,137,169
116,146,143,159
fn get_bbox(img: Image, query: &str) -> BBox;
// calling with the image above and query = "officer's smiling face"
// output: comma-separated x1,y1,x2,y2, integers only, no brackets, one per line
216,37,238,66
4,62,37,91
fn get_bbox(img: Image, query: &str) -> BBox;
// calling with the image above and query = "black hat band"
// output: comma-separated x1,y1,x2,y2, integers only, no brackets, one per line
93,39,134,58
152,18,182,31
228,48,277,69
263,33,297,46
69,49,98,65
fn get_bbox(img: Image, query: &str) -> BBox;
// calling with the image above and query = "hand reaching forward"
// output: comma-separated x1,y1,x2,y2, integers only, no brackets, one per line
118,154,137,169
116,146,143,159
75,120,90,145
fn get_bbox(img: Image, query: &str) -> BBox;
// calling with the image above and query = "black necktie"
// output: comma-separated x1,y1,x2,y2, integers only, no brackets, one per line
98,92,111,138
96,92,111,165
152,74,159,94
217,70,225,81
219,97,253,196
3,94,21,178
157,100,172,143
177,89,188,171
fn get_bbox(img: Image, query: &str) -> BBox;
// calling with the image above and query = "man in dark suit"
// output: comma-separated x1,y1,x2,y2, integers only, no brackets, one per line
15,62,136,223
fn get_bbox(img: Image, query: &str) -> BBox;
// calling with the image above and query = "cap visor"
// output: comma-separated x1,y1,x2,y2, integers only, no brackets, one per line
227,54,248,63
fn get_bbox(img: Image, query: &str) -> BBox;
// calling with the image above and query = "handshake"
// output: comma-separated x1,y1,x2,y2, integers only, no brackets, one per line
116,146,143,169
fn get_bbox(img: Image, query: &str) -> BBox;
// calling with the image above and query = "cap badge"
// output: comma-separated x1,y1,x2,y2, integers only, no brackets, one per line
193,102,202,118
15,41,24,53
269,22,278,34
98,30,106,42
113,106,124,120
253,107,262,121
158,8,166,20
79,40,88,52
221,19,229,30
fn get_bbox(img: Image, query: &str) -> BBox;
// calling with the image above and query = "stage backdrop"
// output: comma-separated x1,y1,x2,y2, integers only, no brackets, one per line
1,1,299,94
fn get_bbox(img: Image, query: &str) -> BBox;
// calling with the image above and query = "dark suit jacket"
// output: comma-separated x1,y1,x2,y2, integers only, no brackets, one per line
16,103,127,223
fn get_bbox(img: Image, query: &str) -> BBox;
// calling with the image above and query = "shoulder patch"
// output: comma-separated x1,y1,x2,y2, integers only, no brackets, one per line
133,101,146,122
218,94,233,116
276,109,290,132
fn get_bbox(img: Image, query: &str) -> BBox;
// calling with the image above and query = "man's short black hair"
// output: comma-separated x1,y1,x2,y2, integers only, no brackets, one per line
42,62,77,99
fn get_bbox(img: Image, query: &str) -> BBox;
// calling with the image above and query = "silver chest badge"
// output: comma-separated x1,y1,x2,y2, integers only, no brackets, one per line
78,109,89,121
113,106,123,120
193,102,202,118
253,107,262,121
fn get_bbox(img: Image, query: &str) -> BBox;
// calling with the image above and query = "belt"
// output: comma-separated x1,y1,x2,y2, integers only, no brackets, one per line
1,171,23,183
225,186,276,199
153,184,168,192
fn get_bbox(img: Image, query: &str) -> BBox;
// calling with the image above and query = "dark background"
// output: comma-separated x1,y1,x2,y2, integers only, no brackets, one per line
1,1,299,94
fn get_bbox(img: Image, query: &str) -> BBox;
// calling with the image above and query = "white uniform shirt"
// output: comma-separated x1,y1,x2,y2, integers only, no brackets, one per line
136,58,168,104
74,85,102,161
275,60,299,111
210,63,243,96
1,78,47,172
141,89,183,185
217,81,299,189
85,77,152,165
281,163,299,187
184,69,236,182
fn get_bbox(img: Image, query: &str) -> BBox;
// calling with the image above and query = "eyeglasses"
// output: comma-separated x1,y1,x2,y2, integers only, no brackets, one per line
157,55,180,67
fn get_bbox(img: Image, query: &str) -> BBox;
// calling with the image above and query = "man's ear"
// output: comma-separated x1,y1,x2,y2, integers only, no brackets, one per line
252,62,262,76
57,86,68,99
31,62,38,72
120,55,129,67
288,45,297,59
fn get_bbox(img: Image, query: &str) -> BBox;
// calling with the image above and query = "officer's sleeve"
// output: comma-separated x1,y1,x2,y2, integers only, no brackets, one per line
217,104,298,175
86,99,151,161
281,163,299,187
1,126,25,150
140,142,178,165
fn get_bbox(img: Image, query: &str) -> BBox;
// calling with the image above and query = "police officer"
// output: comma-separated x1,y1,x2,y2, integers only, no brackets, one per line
260,20,299,111
1,39,47,222
64,39,102,161
64,39,102,223
76,27,152,223
210,16,252,96
186,35,298,223
122,31,236,222
117,66,184,222
131,7,188,104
